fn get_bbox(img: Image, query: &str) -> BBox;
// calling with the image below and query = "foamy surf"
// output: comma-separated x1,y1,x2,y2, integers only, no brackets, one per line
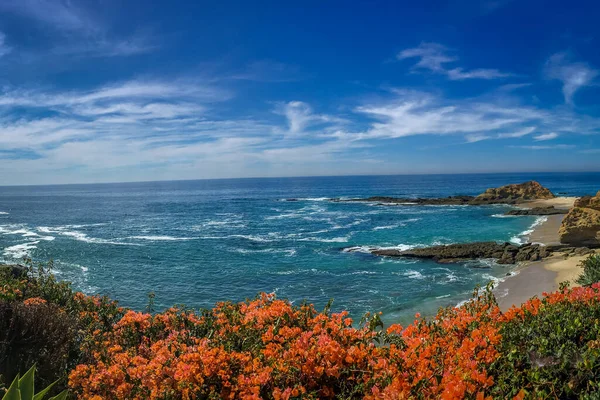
3,241,39,258
127,235,199,241
509,216,548,244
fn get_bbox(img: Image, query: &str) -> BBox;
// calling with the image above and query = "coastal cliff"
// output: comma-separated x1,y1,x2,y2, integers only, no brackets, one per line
559,191,600,247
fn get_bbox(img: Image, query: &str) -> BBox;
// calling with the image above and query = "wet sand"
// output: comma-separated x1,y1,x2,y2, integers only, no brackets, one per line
528,214,564,245
522,197,577,209
494,196,586,312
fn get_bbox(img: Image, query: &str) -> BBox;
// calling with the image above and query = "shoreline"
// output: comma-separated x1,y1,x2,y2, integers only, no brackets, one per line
494,196,586,311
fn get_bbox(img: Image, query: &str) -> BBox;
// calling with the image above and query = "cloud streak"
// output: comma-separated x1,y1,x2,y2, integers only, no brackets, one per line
545,52,598,104
397,42,514,80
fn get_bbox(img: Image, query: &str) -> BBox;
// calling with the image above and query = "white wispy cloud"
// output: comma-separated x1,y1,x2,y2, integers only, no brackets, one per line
465,134,492,143
0,1,156,59
397,42,514,80
497,126,536,138
0,0,99,33
0,32,12,57
534,132,558,141
354,93,536,140
275,101,346,136
545,52,598,104
511,144,575,150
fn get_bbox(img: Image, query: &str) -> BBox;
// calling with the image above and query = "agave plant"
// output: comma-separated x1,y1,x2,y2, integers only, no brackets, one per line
2,365,67,400
576,254,600,286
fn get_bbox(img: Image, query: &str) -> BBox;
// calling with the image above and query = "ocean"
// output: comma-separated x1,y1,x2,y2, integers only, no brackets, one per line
1,172,599,323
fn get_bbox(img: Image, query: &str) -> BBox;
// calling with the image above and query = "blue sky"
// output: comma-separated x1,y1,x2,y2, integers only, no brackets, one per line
0,0,599,184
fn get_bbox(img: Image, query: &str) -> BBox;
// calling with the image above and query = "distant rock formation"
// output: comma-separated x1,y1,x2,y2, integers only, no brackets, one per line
336,181,556,206
469,181,555,205
504,206,568,216
335,195,475,206
370,242,559,264
559,191,600,247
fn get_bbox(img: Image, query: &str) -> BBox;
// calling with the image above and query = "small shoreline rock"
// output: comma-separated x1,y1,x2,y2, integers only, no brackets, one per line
504,206,568,216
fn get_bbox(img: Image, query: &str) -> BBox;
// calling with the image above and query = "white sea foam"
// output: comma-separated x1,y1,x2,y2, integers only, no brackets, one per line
343,243,417,253
509,216,548,244
331,219,368,229
0,212,8,215
3,241,39,258
233,248,297,256
403,270,425,279
298,197,330,201
37,226,139,246
297,236,350,243
491,213,516,218
128,235,199,241
372,224,400,231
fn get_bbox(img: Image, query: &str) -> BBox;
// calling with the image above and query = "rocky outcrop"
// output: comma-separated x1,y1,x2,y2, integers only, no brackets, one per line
470,181,555,205
0,264,28,278
371,242,559,264
504,206,568,216
574,191,600,211
559,206,600,247
339,181,555,206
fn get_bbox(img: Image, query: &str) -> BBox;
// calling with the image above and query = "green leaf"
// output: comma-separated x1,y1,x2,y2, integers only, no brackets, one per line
32,381,57,400
47,391,67,400
18,365,35,400
3,374,21,400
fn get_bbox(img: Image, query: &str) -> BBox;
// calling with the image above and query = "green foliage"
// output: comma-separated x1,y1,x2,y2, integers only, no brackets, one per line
2,365,67,400
0,260,124,395
577,254,600,286
490,292,600,399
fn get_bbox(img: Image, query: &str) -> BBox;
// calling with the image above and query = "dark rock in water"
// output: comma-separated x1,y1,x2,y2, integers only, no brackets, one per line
0,264,28,278
334,195,475,206
371,242,554,264
284,198,299,202
504,206,568,216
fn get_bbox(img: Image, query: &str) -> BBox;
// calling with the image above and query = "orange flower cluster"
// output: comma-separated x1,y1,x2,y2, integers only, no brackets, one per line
23,296,47,305
68,290,505,399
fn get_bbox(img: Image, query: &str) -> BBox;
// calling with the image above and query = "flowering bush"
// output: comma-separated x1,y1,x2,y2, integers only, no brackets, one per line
2,263,600,399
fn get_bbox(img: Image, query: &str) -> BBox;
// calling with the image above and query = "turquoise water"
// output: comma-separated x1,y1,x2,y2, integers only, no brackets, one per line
1,173,599,323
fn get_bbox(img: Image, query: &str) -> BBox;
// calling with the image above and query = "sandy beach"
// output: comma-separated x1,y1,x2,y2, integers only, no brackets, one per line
495,196,590,311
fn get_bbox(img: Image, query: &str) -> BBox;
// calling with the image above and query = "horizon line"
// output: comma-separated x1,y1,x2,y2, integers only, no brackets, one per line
2,170,600,188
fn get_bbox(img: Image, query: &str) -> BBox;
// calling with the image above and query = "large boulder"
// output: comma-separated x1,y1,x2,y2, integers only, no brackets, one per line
471,181,555,205
559,206,600,247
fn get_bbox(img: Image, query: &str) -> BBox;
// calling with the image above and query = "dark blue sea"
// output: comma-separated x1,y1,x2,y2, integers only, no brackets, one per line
1,173,599,323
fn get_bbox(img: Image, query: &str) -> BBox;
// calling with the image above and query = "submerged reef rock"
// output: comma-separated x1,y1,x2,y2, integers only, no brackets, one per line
339,181,555,206
559,193,600,247
370,242,559,264
504,206,568,216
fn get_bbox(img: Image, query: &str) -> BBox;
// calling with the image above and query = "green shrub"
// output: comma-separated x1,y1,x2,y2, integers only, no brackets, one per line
2,365,67,400
577,254,600,286
490,288,600,399
0,301,77,393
